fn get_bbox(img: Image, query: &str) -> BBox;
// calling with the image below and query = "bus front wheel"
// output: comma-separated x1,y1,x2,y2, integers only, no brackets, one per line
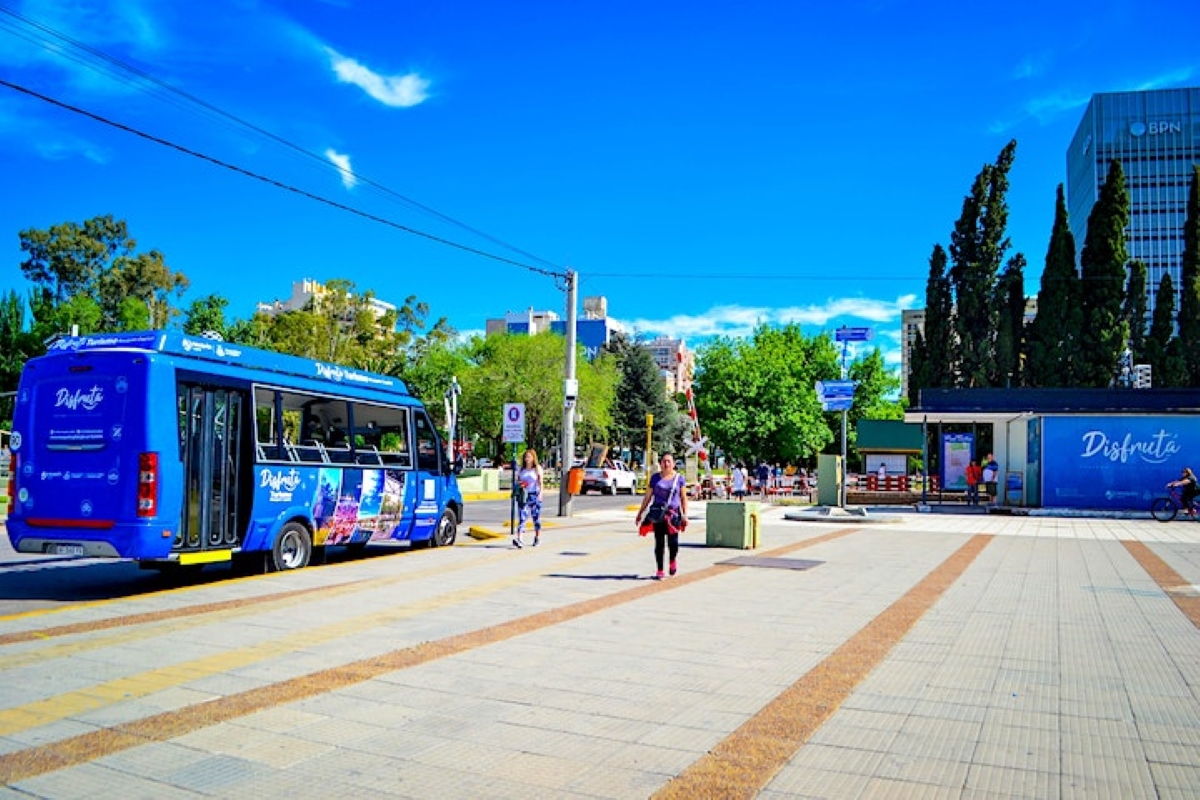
271,522,313,570
432,510,458,547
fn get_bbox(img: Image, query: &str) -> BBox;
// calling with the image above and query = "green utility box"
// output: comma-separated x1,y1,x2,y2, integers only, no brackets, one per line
817,453,843,507
706,501,759,549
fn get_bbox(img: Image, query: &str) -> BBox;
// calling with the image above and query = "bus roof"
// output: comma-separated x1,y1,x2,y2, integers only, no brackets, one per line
44,331,411,396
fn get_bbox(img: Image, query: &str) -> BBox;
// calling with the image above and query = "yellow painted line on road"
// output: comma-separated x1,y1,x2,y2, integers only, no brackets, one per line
654,533,994,800
0,527,864,782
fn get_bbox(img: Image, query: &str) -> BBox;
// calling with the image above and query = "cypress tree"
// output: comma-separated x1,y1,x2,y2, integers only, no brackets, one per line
908,329,929,407
1177,165,1200,385
949,140,1017,387
924,244,955,388
1146,272,1189,387
1123,259,1148,362
992,254,1026,387
1077,159,1130,387
1026,185,1081,387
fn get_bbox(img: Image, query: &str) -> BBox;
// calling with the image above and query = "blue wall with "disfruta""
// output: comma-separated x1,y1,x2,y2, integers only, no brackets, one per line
1041,415,1200,509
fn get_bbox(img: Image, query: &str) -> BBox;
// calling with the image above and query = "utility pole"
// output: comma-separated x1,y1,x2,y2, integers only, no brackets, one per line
558,269,578,516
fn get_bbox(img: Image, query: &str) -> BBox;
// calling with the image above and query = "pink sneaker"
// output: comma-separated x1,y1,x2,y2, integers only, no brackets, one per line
654,570,664,580
669,561,677,576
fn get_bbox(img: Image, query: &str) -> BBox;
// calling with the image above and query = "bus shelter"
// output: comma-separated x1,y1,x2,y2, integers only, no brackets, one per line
906,388,1200,510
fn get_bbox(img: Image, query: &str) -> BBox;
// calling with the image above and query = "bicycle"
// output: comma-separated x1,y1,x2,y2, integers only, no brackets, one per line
1149,485,1200,522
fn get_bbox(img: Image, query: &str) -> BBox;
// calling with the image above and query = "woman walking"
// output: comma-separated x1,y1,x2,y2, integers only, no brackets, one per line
513,448,544,547
635,453,688,579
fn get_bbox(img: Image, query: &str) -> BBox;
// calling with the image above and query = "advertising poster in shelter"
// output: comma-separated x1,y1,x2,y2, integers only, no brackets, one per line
941,433,973,490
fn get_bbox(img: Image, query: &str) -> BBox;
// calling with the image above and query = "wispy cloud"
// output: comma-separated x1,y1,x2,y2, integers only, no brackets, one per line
1120,66,1196,92
36,137,111,164
324,47,429,107
324,148,356,189
988,90,1092,134
617,294,918,342
1010,54,1047,81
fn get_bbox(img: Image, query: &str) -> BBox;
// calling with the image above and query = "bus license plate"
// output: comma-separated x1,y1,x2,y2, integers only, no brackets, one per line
54,544,85,557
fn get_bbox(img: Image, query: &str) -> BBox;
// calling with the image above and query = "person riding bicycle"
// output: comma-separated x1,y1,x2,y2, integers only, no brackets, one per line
1167,467,1199,516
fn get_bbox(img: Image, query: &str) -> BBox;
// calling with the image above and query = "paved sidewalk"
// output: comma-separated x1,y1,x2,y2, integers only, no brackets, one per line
1,506,1198,798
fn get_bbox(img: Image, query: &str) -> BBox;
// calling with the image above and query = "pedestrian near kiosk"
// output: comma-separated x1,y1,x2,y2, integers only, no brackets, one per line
756,461,770,500
635,453,688,579
730,462,748,500
982,453,1000,506
965,459,982,505
512,448,544,548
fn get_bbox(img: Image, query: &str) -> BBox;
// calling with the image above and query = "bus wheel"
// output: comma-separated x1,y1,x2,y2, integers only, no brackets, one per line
432,510,458,547
271,522,312,571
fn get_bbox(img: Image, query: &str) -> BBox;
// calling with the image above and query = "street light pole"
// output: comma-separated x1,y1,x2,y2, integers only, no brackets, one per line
558,269,578,517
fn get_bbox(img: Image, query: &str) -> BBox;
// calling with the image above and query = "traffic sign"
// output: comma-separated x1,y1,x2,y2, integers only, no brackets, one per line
821,397,854,412
835,326,873,342
816,379,856,398
502,403,526,443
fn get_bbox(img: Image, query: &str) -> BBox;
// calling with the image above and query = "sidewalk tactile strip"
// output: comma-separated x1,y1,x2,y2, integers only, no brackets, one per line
652,533,993,799
0,528,863,784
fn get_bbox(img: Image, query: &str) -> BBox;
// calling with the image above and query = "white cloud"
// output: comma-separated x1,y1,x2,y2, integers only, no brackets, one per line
1121,66,1196,92
616,294,918,342
325,47,429,107
324,148,356,189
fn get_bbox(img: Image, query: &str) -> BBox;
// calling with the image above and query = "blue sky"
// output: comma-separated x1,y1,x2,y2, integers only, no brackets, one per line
1,0,1197,369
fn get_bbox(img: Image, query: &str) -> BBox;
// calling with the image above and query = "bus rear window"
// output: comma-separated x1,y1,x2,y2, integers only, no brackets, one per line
39,374,126,452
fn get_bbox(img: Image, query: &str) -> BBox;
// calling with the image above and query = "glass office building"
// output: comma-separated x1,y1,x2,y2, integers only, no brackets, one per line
1066,88,1200,317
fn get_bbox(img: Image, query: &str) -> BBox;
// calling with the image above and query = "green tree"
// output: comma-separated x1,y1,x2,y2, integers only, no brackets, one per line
603,331,680,458
694,324,838,466
458,333,615,463
1146,273,1186,387
1026,184,1082,387
992,254,1026,387
949,140,1017,387
846,347,903,467
18,215,188,332
182,294,232,338
1178,165,1200,385
0,291,37,425
1123,259,1148,363
1077,159,1130,386
908,244,954,405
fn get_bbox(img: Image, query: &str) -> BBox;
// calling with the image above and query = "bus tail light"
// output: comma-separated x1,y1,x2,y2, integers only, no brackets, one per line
138,452,159,517
6,452,15,507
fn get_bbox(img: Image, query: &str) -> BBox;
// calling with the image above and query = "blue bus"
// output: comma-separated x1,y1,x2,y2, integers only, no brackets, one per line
5,331,463,570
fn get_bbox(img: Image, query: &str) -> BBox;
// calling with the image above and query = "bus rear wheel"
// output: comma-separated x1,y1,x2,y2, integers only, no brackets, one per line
432,510,458,547
271,522,312,570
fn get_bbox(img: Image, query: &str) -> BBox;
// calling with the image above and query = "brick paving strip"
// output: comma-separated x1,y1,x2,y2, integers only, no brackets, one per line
653,533,995,800
0,528,861,783
1122,539,1200,628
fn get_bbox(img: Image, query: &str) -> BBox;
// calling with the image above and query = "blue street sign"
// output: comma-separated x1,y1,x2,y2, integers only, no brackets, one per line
835,326,873,342
821,397,854,412
816,379,856,398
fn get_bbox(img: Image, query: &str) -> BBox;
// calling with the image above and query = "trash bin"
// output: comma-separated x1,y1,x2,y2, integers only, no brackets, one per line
706,501,759,549
567,467,584,495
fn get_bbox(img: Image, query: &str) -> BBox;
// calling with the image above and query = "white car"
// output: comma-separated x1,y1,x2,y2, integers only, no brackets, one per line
581,460,638,495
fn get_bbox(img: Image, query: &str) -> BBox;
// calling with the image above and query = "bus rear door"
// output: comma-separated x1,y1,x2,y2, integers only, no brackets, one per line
175,382,250,565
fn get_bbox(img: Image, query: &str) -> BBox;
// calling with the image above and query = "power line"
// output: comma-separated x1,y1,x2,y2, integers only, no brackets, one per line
0,77,564,280
0,3,565,274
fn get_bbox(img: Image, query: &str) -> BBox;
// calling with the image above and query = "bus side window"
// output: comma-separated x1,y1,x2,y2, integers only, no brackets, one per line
374,406,412,468
414,411,440,473
254,388,284,461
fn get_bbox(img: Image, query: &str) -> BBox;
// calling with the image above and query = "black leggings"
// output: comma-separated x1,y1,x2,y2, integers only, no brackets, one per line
653,523,679,570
